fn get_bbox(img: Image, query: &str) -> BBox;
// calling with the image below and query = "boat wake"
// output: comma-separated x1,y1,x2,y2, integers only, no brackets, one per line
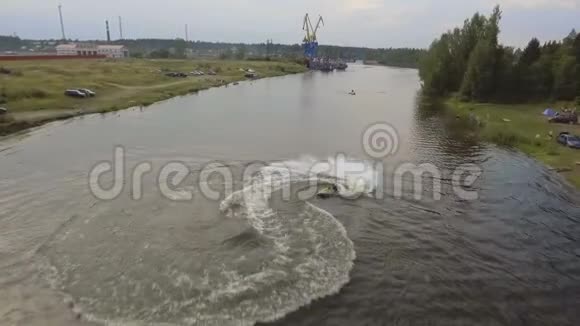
38,156,377,325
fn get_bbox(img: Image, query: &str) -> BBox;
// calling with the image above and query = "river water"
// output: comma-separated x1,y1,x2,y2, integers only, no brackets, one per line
1,64,579,326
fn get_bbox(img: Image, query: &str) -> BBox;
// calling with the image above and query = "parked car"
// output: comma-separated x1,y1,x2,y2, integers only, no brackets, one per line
188,71,204,76
557,132,580,149
549,112,578,124
0,107,7,115
245,72,258,78
64,89,87,98
166,72,187,78
207,70,217,76
77,88,96,97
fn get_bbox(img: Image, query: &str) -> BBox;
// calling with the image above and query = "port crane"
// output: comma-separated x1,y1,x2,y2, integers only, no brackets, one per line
302,14,324,58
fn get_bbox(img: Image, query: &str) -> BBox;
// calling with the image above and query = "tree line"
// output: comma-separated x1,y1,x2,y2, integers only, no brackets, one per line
366,48,426,68
124,41,425,67
419,6,580,103
0,36,24,51
0,35,426,67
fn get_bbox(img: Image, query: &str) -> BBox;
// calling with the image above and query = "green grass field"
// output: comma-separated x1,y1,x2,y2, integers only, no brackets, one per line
447,99,580,188
0,58,306,134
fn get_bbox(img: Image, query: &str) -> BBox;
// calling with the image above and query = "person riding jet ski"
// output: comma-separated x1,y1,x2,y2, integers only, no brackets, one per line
317,184,339,199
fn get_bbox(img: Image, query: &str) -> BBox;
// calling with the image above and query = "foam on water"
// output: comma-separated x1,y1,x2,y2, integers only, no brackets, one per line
39,156,370,325
264,155,378,197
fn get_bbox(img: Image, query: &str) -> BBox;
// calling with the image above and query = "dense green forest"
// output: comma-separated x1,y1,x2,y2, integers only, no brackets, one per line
0,35,424,68
366,48,426,68
419,6,580,103
114,42,425,67
0,36,24,51
316,46,424,68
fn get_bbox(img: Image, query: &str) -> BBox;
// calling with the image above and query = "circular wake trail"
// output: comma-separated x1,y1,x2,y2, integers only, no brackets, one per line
39,157,364,325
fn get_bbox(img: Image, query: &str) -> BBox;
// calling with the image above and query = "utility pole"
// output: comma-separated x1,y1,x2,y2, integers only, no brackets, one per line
106,20,111,42
58,4,66,40
185,24,189,42
118,16,124,40
266,39,273,57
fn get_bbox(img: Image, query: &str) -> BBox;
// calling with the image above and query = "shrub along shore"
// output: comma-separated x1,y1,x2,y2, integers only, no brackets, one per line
447,98,580,188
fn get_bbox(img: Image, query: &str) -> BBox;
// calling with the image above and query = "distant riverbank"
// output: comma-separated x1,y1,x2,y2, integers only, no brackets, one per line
362,60,419,69
446,98,580,188
0,59,306,136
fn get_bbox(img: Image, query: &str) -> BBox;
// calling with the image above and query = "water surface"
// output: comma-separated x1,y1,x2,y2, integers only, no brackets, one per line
1,64,579,325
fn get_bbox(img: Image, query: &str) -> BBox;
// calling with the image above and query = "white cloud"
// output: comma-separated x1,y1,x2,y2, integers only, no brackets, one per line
343,0,385,11
492,0,580,9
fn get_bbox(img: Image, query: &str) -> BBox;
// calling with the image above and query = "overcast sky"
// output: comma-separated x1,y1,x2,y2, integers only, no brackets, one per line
0,0,578,48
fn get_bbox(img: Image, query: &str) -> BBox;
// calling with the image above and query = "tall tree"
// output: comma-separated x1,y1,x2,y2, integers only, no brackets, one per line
575,35,580,97
419,6,503,98
416,6,578,102
419,36,454,96
458,6,501,100
460,39,497,100
552,55,578,100
494,46,517,100
519,38,541,66
485,5,502,46
573,34,580,63
564,29,578,47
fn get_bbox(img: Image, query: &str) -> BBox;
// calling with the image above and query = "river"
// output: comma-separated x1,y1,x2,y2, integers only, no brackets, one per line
0,64,579,326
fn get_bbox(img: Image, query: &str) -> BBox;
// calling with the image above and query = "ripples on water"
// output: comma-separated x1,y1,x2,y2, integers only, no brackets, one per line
1,65,579,325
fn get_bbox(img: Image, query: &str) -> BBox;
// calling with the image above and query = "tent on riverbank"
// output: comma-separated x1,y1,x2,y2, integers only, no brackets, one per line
543,108,557,117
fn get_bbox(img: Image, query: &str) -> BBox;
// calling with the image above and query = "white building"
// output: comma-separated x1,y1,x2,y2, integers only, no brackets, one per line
56,43,98,56
56,43,129,58
97,45,129,58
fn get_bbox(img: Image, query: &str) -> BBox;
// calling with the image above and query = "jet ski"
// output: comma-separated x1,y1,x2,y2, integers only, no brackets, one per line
317,184,339,199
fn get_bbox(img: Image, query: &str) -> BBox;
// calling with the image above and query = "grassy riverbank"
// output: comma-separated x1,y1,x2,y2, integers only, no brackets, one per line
447,99,580,187
0,58,306,135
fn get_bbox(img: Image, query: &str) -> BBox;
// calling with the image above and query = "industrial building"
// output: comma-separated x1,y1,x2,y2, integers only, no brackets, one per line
56,43,129,58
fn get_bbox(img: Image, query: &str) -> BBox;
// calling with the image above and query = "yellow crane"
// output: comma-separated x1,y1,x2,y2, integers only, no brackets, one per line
302,14,324,43
302,14,324,58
